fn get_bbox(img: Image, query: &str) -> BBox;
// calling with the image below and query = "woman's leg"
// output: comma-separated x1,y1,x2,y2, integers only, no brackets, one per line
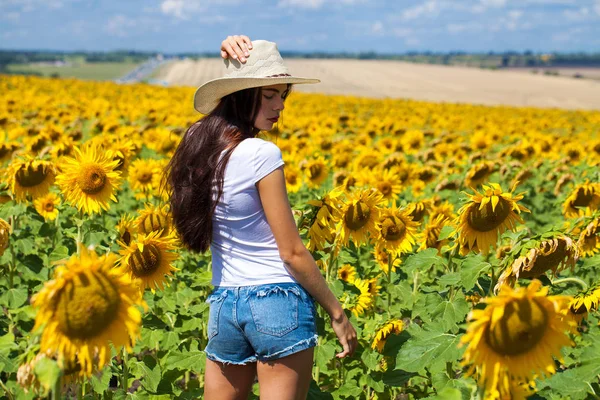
256,347,314,400
204,359,257,400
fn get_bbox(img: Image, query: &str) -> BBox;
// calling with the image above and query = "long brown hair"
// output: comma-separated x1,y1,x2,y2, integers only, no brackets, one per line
162,87,264,253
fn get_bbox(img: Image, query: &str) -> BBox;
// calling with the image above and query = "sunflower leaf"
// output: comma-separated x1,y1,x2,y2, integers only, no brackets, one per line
395,325,462,373
33,357,61,392
162,350,205,372
430,297,469,333
0,288,28,308
458,255,491,291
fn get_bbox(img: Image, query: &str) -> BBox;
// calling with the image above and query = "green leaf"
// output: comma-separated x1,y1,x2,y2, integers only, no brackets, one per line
14,237,36,255
412,293,443,322
333,380,362,398
361,348,381,370
430,297,469,333
89,368,112,394
1,287,28,308
315,341,336,372
404,249,446,275
308,379,334,399
438,225,455,241
34,357,61,391
382,368,415,387
396,325,462,373
425,387,463,400
48,246,70,265
458,255,491,291
0,333,17,354
437,273,461,289
130,359,161,392
163,350,205,372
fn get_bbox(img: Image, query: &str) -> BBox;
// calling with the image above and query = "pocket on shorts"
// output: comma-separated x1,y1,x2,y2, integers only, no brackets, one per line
206,290,227,340
249,285,300,337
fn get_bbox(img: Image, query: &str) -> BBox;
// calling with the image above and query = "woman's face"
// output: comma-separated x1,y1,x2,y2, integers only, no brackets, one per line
254,83,290,131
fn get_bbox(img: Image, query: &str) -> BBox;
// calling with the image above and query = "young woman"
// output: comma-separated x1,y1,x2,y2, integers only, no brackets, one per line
165,35,357,400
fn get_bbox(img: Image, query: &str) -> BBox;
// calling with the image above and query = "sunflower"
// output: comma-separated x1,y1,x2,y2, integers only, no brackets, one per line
336,188,385,247
369,168,403,201
33,192,61,221
373,243,402,274
464,161,496,189
563,181,600,218
306,188,344,252
135,203,174,239
116,213,137,247
454,183,530,256
55,144,123,215
375,202,420,258
127,158,163,200
460,280,574,399
568,286,600,325
105,138,136,178
337,264,357,284
30,247,144,377
495,235,580,291
117,230,179,292
284,165,303,193
4,156,56,202
419,214,452,253
349,278,377,317
300,156,329,189
0,218,11,257
578,217,600,257
371,319,404,353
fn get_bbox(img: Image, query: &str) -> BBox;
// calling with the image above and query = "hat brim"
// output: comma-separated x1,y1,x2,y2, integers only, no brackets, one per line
193,76,320,114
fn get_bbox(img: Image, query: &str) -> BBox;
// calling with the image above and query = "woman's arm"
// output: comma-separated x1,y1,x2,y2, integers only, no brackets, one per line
257,166,358,358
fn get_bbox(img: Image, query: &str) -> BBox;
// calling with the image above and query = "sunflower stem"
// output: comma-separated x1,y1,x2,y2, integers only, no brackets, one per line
76,209,84,255
0,378,14,400
51,374,62,400
121,348,129,391
387,253,393,317
552,277,588,291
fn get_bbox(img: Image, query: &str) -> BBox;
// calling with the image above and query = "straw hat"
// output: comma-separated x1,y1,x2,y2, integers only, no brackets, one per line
193,40,320,114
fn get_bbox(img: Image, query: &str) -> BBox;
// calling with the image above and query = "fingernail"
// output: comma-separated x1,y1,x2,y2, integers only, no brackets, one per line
232,54,237,59
241,57,246,62
245,51,249,56
249,45,252,49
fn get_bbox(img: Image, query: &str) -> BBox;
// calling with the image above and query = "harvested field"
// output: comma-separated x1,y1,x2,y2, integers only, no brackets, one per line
156,58,600,110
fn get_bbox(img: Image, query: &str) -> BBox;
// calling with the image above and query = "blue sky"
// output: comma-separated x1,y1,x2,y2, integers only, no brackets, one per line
1,0,599,53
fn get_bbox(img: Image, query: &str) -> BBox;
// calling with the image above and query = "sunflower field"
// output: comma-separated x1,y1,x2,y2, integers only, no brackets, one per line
1,73,600,400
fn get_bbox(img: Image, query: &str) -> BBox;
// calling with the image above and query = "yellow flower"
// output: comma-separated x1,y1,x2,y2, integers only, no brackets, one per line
349,278,377,317
55,144,123,215
4,156,56,202
117,231,179,292
464,161,496,189
454,183,530,256
460,280,574,400
116,213,137,247
568,286,600,325
562,181,600,218
127,158,163,200
284,165,303,193
375,202,420,258
337,264,357,284
135,203,174,239
0,218,11,257
371,319,404,353
300,156,329,189
577,217,600,257
372,243,402,274
31,248,144,377
337,188,385,247
33,192,61,221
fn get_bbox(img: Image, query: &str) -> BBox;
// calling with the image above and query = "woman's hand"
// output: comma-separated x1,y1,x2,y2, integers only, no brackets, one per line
330,313,358,358
220,35,253,63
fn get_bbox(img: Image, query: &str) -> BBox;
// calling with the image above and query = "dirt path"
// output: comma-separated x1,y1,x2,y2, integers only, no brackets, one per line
157,58,600,110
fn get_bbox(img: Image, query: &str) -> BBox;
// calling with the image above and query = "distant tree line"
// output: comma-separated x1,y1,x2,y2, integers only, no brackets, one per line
1,49,599,72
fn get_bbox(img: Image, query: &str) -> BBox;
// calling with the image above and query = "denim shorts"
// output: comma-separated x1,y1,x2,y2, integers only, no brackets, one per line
204,282,319,365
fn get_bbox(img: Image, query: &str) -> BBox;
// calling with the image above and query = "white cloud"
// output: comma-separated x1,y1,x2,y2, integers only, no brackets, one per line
508,10,523,19
371,20,384,35
551,26,586,42
595,0,600,16
564,6,592,21
160,0,241,19
104,14,137,38
392,27,412,37
2,11,20,21
399,1,438,21
278,0,324,8
0,0,64,12
480,0,506,8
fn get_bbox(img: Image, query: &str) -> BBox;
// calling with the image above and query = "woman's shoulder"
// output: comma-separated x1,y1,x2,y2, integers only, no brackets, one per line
239,137,281,153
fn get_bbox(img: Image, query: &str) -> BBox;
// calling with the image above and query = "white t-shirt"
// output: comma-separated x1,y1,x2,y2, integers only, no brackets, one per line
210,137,297,286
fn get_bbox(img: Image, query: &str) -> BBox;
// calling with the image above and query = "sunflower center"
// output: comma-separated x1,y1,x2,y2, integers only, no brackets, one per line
287,172,298,185
56,271,121,339
138,172,152,184
113,155,126,171
378,182,392,196
121,230,132,246
409,206,426,222
572,188,594,208
77,165,107,195
309,164,323,180
44,202,54,212
381,216,406,241
16,164,48,188
486,297,548,356
467,197,511,232
128,243,161,277
344,201,371,231
530,239,568,274
471,165,491,181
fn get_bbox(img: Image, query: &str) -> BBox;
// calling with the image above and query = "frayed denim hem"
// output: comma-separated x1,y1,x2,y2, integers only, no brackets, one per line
259,334,319,361
205,351,258,366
